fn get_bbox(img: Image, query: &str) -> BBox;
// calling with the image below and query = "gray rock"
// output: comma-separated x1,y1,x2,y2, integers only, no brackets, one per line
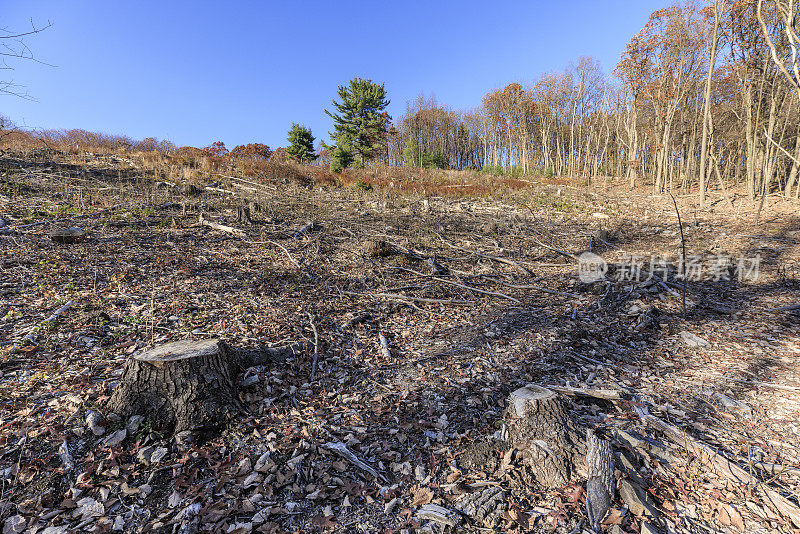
136,445,156,464
150,447,168,463
126,415,145,434
102,429,127,448
85,411,106,436
3,515,26,534
680,331,710,347
641,522,661,534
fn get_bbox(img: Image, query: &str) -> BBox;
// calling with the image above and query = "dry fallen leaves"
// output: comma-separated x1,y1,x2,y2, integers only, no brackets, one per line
411,486,435,506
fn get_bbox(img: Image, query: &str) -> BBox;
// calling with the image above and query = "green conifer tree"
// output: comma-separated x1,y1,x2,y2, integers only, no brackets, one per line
325,78,390,171
285,123,316,163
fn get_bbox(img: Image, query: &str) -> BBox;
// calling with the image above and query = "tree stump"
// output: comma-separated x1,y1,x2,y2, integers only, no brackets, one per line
236,205,253,224
362,239,393,258
247,200,262,214
506,385,586,488
49,228,85,244
108,338,303,436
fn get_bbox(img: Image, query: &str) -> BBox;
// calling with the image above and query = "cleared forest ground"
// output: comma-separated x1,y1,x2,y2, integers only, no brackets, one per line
1,153,800,533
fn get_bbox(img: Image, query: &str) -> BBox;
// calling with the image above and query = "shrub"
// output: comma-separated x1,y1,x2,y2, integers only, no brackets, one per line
355,177,372,191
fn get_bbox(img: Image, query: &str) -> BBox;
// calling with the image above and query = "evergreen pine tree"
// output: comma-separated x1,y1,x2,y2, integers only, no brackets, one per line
285,123,316,163
325,78,390,171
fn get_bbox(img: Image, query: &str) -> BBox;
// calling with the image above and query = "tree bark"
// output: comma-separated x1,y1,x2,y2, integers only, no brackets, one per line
108,338,303,436
506,385,586,488
586,429,615,530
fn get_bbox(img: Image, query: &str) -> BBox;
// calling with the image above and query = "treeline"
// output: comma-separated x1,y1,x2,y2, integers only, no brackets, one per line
380,0,800,200
3,1,798,202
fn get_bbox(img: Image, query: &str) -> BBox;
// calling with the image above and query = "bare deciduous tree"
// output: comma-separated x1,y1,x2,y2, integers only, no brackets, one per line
0,18,52,99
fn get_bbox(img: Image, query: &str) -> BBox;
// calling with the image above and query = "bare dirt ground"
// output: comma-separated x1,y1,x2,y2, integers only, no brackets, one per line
1,153,800,534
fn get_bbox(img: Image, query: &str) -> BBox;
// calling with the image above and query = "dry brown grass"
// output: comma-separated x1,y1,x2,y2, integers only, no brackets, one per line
0,126,579,203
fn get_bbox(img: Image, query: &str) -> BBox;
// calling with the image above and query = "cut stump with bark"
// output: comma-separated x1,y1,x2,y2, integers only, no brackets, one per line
108,338,303,436
362,239,393,258
236,205,253,225
506,385,586,488
49,227,85,244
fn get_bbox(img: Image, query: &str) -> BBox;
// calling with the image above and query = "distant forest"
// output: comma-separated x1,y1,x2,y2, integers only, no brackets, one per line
3,1,799,202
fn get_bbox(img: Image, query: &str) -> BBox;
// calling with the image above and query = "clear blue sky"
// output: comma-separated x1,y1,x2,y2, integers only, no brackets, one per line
3,1,666,150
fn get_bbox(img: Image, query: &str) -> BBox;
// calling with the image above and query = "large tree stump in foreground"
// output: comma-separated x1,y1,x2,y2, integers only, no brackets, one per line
108,338,303,436
507,385,586,488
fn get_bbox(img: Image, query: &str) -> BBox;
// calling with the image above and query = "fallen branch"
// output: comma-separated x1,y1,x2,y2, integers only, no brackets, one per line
635,403,800,528
294,220,317,239
668,193,687,317
378,332,391,359
203,186,236,195
721,375,800,393
198,214,247,238
13,205,121,230
482,277,579,298
437,237,534,274
530,238,580,261
323,442,386,482
752,462,800,477
307,313,320,382
262,239,308,277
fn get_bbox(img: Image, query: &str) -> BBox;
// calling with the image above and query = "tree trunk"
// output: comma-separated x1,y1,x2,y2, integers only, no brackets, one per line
699,0,723,206
236,205,253,225
109,338,303,436
506,385,586,488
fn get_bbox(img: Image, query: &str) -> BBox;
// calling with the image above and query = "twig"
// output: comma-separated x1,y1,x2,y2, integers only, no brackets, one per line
13,204,121,229
721,376,800,392
393,267,522,302
480,276,579,298
203,186,236,195
530,238,580,261
261,239,309,278
307,313,320,382
668,193,687,317
545,385,623,401
337,289,475,306
9,300,73,353
437,237,533,274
